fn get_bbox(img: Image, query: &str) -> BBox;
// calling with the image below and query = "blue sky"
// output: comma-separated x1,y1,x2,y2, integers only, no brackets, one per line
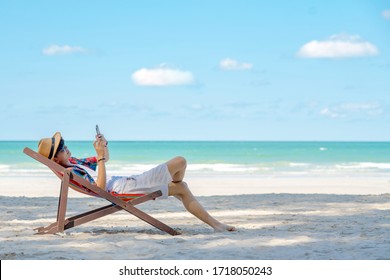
1,0,389,141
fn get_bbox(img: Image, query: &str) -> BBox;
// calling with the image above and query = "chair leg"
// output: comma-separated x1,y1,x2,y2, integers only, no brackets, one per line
35,171,71,235
63,191,162,230
119,202,180,235
35,190,180,235
63,191,182,236
56,170,70,232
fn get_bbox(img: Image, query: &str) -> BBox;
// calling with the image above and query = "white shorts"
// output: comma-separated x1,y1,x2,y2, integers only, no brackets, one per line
106,163,172,199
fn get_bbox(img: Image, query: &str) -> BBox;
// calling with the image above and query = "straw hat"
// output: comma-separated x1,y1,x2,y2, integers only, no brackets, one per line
38,132,62,160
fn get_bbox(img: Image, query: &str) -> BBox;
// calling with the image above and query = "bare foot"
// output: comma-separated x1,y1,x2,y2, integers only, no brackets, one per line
213,223,236,232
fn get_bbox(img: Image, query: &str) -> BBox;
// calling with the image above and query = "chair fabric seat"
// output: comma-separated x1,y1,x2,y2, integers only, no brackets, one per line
56,171,144,202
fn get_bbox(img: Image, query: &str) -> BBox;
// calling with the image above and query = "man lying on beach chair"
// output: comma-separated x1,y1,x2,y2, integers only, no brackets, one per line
24,132,235,235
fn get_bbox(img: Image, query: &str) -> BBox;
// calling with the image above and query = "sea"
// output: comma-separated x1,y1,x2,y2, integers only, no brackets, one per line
1,141,390,178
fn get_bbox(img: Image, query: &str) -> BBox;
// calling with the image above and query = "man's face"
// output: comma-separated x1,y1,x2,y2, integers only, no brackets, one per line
53,139,71,165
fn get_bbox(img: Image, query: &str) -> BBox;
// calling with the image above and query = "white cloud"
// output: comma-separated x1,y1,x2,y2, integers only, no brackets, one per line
297,34,379,58
382,10,390,20
219,58,253,70
42,44,87,55
320,107,341,118
132,66,194,86
320,103,383,119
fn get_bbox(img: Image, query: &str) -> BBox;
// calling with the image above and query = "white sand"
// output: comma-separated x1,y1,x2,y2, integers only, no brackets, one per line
0,174,389,259
1,174,389,197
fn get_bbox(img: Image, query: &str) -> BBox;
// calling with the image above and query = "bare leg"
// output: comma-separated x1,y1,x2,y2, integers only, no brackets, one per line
166,156,187,182
168,181,236,232
166,156,235,232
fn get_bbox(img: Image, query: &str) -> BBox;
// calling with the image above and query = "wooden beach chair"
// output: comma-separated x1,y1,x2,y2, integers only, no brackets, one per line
23,147,180,236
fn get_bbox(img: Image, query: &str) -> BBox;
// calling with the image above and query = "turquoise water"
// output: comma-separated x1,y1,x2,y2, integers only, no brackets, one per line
1,141,390,176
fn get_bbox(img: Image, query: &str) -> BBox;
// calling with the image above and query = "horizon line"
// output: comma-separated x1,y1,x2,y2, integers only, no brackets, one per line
1,139,390,143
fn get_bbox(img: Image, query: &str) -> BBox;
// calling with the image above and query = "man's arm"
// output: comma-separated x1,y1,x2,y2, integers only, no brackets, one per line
104,145,110,162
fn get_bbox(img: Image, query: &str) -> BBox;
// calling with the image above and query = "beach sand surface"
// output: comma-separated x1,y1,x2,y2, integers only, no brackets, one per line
0,174,389,260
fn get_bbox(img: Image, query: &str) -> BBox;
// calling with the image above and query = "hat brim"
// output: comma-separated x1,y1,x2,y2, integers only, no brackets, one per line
51,132,62,159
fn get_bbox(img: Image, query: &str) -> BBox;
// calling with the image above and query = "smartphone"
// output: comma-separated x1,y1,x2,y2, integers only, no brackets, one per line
96,125,101,136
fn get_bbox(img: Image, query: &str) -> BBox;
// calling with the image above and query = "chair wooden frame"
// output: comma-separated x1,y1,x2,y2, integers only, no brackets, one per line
23,147,180,236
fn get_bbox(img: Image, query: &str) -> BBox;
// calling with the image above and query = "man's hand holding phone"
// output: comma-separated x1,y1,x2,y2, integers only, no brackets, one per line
94,125,110,162
95,125,108,146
